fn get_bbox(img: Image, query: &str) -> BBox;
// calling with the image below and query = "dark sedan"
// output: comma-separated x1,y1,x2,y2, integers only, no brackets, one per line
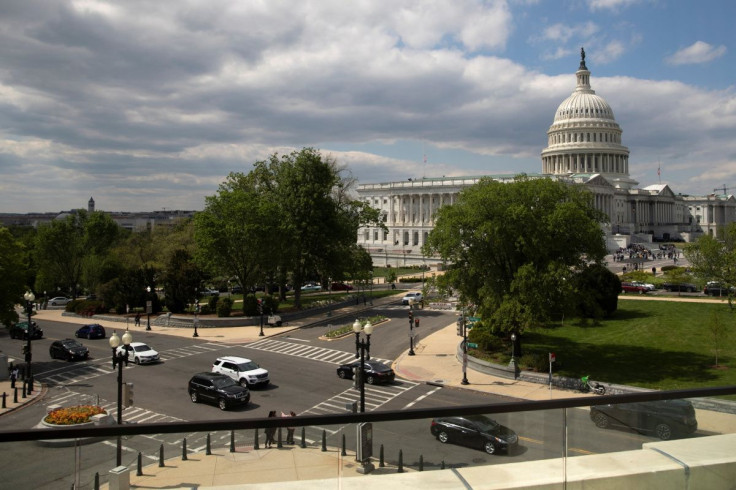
590,399,698,440
9,321,43,340
49,339,90,361
430,415,519,455
75,323,106,339
336,360,395,385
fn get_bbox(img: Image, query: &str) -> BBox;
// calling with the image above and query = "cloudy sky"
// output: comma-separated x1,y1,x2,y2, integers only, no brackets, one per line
1,0,734,213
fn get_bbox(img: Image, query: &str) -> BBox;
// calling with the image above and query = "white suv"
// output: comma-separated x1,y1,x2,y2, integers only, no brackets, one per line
212,356,270,388
401,291,423,305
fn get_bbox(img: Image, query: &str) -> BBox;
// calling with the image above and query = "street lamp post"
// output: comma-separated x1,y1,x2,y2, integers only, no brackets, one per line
408,299,415,356
146,286,152,331
509,332,518,379
352,319,373,413
23,291,35,392
109,329,133,466
258,300,265,337
193,299,200,337
461,310,469,385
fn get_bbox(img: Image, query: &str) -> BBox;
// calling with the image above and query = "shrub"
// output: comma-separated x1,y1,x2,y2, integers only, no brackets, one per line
217,297,233,318
44,405,107,425
243,294,259,316
261,295,279,314
67,299,107,316
207,295,219,311
520,352,549,372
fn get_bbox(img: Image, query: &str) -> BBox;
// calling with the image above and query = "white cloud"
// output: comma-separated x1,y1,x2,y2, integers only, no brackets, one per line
665,41,728,66
586,0,642,11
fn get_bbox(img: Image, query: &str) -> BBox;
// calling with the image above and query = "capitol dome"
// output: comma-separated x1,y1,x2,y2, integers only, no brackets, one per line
541,49,637,190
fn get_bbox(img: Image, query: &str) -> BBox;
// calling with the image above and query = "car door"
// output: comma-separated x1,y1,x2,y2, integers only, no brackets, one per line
222,362,239,381
198,378,216,403
457,419,483,448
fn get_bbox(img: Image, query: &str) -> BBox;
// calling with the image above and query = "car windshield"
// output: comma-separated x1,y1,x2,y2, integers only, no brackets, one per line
62,340,82,348
237,361,259,371
466,415,499,431
213,377,238,389
134,344,151,352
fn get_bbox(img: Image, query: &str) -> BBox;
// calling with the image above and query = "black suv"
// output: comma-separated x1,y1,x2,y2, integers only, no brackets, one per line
590,399,698,440
9,321,43,340
188,372,250,411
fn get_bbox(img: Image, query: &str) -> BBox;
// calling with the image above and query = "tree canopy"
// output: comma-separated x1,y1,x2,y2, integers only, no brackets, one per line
684,223,736,308
423,175,608,333
0,226,27,326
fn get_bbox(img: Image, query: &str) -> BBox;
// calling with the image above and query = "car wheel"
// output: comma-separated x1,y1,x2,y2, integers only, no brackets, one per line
134,357,140,365
654,422,673,440
190,391,198,403
239,379,249,388
218,398,228,411
437,431,449,443
338,370,348,379
10,331,15,339
366,376,375,385
483,441,497,455
638,289,643,295
592,411,610,429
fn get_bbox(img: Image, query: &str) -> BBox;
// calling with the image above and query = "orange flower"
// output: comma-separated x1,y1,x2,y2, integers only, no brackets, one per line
44,405,107,425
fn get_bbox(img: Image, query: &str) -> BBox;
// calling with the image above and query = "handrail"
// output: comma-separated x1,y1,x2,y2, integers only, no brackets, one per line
2,385,734,443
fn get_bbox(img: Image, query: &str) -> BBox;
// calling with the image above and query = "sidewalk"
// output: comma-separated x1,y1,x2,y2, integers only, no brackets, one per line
3,299,736,489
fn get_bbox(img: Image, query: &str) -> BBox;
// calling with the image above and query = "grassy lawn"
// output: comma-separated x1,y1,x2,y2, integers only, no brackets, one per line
499,299,736,390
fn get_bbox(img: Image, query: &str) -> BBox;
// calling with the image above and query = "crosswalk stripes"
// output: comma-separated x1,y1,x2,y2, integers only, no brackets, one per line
157,342,231,362
244,338,391,366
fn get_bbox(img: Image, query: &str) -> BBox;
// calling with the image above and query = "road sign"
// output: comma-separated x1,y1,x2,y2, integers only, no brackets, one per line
549,352,556,363
467,342,478,348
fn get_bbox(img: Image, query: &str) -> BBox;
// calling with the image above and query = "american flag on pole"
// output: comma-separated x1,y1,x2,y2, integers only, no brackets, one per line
657,163,661,177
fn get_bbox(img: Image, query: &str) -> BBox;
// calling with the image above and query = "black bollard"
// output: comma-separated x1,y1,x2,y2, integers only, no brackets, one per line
379,444,385,467
182,437,188,460
441,460,445,470
94,472,99,490
254,428,259,450
230,430,235,452
341,434,346,456
206,433,212,455
2,392,6,409
398,449,404,473
14,387,18,404
300,427,306,448
137,452,143,476
419,454,424,471
159,444,165,467
277,427,283,448
321,430,327,452
22,381,26,399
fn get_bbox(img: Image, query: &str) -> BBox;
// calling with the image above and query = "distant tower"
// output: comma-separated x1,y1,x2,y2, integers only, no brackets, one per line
88,197,95,213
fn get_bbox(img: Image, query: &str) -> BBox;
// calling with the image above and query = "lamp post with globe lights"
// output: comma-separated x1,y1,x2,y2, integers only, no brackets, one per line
352,319,373,413
109,329,133,466
22,291,35,392
145,286,152,330
407,299,416,356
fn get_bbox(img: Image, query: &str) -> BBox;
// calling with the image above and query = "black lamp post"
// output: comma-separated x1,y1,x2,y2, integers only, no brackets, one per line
258,300,265,337
509,332,518,379
460,311,469,385
352,319,374,413
193,299,200,337
145,286,152,331
23,291,35,392
109,329,133,466
408,299,416,356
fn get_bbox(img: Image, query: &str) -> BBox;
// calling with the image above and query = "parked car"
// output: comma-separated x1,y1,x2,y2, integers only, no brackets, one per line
662,283,698,293
301,283,322,292
49,339,89,361
117,342,160,364
430,415,519,455
703,281,734,297
336,360,395,385
401,291,423,305
589,399,698,440
632,281,656,291
331,282,354,291
9,321,43,340
188,372,250,410
212,356,270,388
75,324,106,339
48,297,71,306
621,282,648,294
200,288,219,297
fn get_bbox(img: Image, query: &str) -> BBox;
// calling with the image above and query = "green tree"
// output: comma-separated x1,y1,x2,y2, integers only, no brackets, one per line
0,227,28,326
423,175,607,339
161,249,203,313
685,223,736,309
571,264,621,320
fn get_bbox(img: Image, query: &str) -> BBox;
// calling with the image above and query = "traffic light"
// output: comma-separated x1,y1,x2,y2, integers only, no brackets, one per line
123,382,134,407
408,310,413,321
257,299,263,315
22,345,28,355
414,318,419,328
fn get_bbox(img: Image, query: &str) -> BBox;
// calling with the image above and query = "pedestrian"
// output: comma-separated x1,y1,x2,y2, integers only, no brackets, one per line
265,411,277,448
283,411,296,444
134,313,141,327
10,365,18,389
